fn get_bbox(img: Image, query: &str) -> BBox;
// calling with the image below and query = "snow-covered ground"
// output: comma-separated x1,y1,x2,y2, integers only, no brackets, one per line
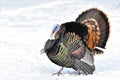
0,0,120,80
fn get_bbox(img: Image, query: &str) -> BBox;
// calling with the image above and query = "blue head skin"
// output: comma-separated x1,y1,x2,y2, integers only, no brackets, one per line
50,24,60,39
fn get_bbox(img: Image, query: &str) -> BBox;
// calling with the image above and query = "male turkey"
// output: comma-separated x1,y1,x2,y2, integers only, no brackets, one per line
43,8,110,75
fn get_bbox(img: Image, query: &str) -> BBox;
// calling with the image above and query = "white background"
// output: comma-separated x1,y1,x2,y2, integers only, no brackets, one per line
0,0,120,80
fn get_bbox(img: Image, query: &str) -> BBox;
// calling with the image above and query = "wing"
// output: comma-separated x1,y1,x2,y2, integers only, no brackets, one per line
54,22,89,59
62,32,86,59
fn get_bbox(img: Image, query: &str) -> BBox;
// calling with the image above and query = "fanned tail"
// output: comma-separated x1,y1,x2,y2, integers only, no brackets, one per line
76,8,110,54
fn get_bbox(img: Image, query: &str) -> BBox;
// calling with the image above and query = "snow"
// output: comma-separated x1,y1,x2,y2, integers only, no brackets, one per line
0,0,120,80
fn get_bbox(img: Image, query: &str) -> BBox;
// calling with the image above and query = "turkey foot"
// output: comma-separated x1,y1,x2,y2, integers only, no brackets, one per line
52,67,64,76
76,69,81,75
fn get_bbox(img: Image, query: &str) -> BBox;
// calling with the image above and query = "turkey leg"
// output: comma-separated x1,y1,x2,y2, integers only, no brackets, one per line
52,67,64,76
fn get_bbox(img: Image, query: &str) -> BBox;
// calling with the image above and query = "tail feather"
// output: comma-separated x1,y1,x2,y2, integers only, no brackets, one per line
76,8,110,50
93,48,104,55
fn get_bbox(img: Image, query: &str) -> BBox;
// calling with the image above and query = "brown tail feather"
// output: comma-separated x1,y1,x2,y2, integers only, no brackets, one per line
76,8,110,50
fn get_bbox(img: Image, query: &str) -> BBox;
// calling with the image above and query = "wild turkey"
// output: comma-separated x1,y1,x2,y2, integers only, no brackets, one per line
43,8,110,75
